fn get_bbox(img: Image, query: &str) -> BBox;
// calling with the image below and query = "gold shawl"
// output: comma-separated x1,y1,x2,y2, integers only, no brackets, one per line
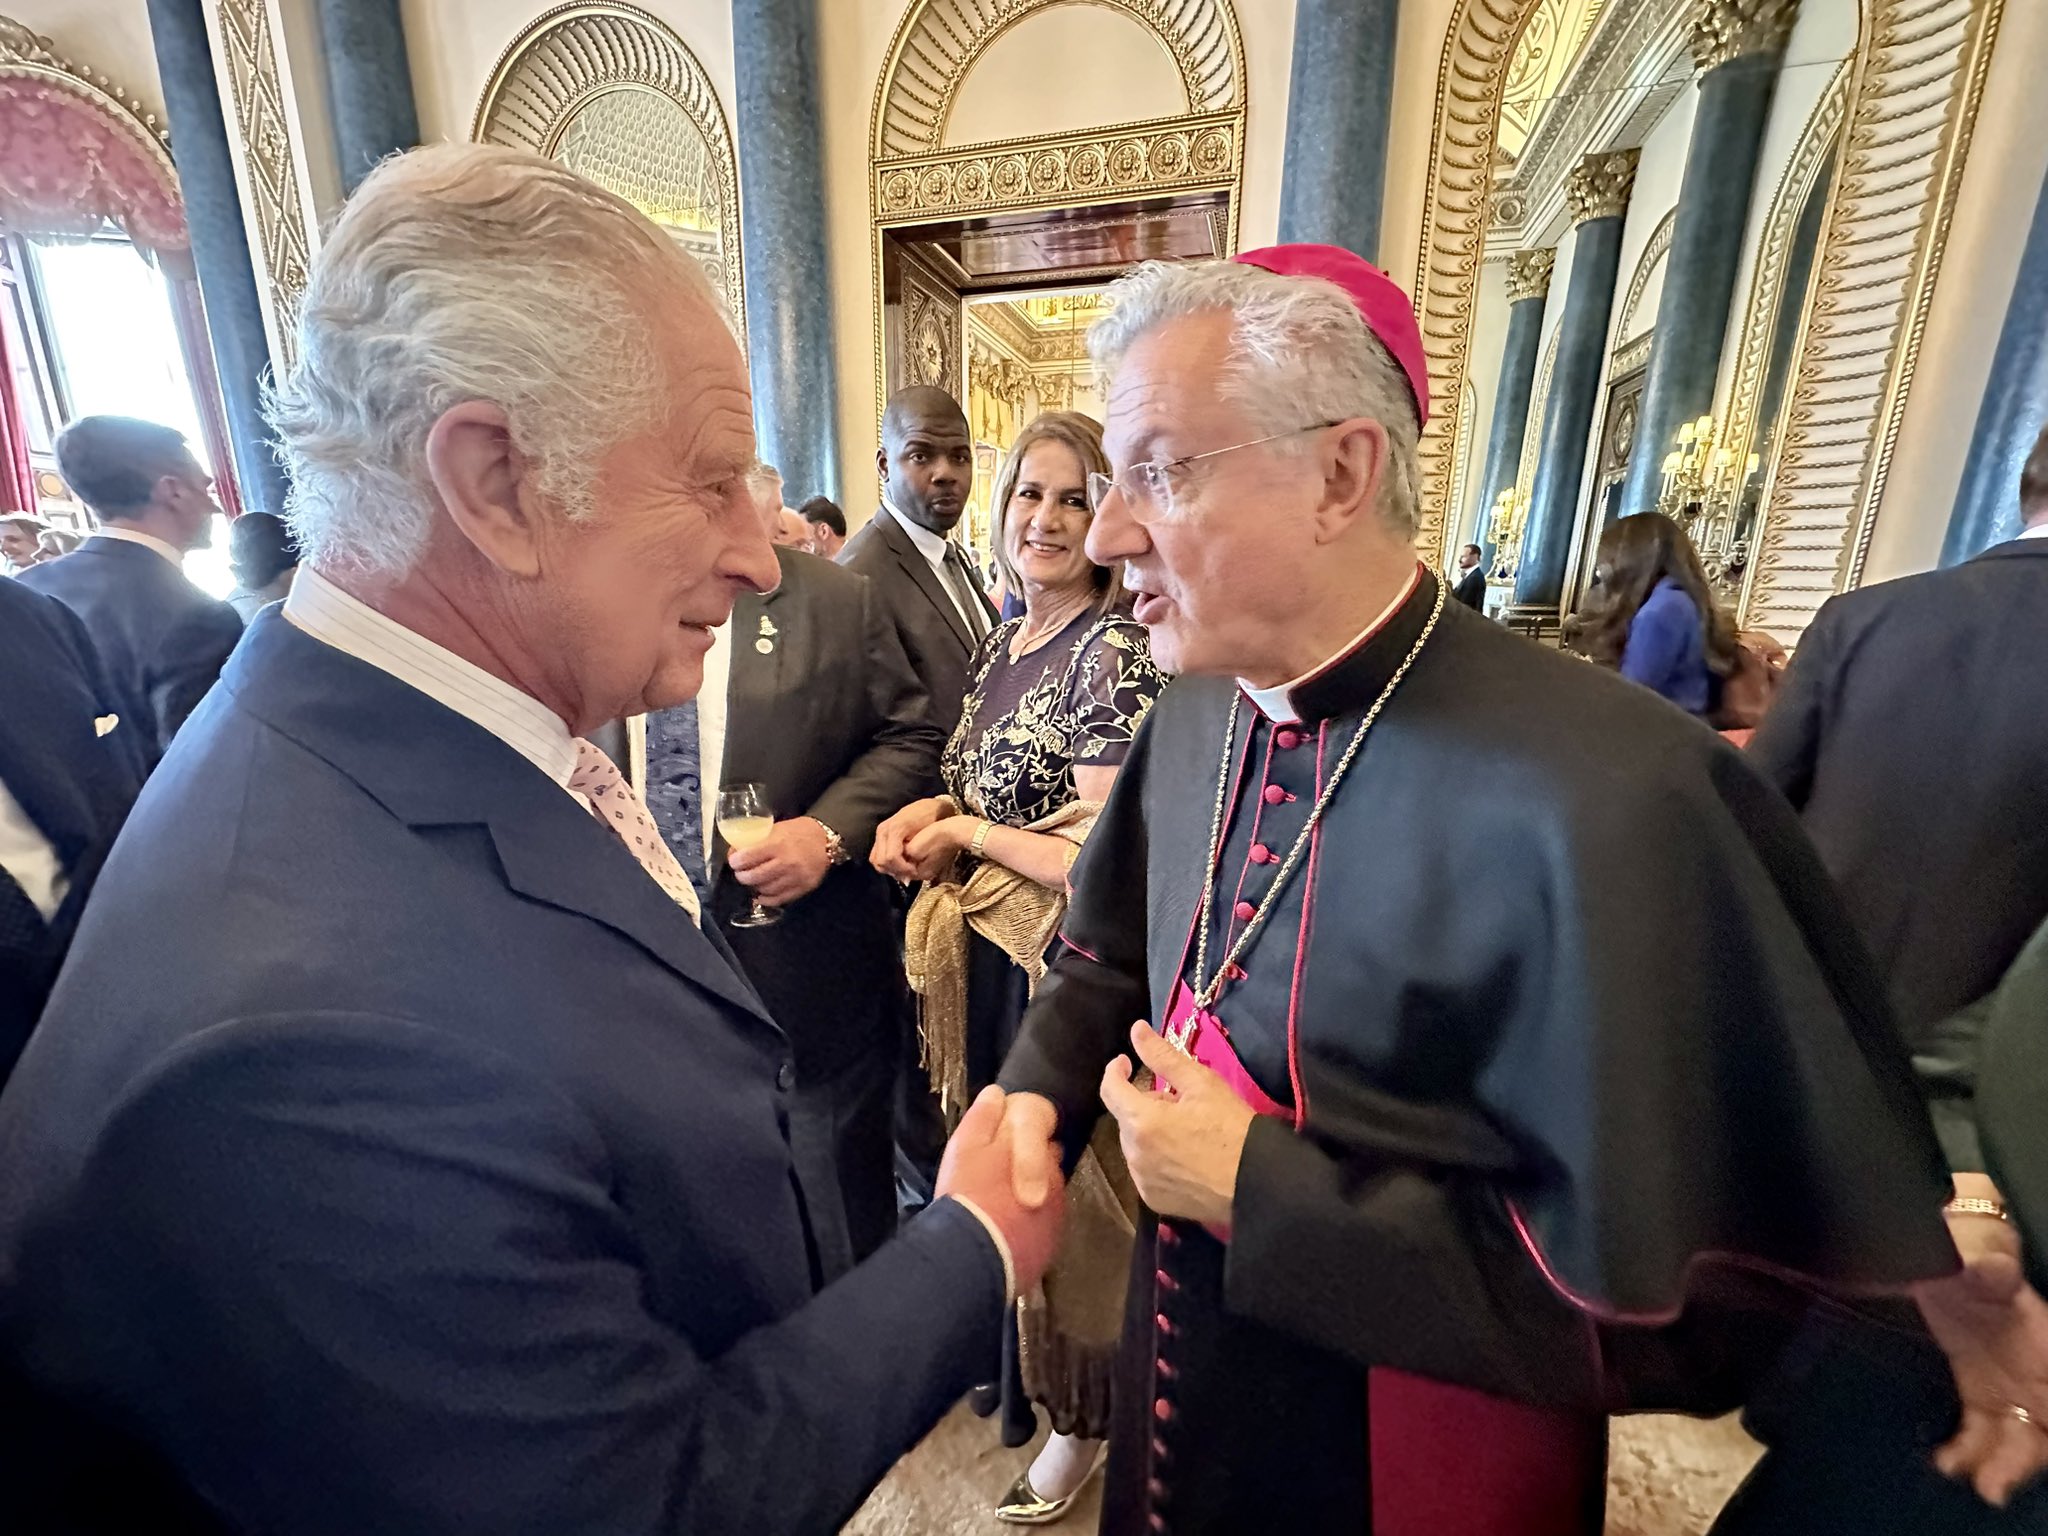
904,799,1138,1438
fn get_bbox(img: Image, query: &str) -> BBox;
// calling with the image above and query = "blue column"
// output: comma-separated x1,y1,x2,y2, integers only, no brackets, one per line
732,0,840,504
1277,0,1399,259
1942,154,2048,563
1618,4,1795,518
146,0,288,515
315,0,421,195
1474,248,1554,562
1513,150,1639,616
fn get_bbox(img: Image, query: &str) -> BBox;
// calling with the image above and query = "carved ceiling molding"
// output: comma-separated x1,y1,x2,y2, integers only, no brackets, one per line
1413,0,2004,627
871,0,1243,159
1745,0,2003,638
474,2,744,329
207,0,321,370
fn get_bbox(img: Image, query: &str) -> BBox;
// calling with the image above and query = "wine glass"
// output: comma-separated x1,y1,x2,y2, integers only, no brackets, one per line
716,783,781,928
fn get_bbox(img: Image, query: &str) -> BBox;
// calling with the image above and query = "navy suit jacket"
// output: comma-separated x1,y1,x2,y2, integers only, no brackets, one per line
0,578,139,1067
1750,535,2048,1040
0,611,1003,1534
18,536,243,762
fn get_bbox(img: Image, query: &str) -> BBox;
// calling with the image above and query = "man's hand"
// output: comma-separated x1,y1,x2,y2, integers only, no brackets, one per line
1920,1197,2048,1507
996,1091,1060,1210
1100,1022,1257,1230
728,817,832,906
936,1086,1066,1295
872,798,949,883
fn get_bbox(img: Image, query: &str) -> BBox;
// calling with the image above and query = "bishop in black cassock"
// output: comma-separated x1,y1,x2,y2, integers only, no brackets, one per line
995,245,1957,1535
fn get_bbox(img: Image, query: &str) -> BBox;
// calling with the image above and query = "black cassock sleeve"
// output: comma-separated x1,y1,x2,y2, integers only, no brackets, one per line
1006,707,1955,1411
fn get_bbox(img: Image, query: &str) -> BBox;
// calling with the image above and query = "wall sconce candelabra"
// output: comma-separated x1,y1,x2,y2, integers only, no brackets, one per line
1488,485,1530,583
1655,414,1759,588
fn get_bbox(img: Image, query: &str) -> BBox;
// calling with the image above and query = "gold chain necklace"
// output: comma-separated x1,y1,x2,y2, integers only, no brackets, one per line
1187,581,1446,1017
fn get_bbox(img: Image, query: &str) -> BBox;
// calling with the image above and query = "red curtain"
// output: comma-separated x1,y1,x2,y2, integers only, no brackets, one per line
0,266,38,514
166,268,242,516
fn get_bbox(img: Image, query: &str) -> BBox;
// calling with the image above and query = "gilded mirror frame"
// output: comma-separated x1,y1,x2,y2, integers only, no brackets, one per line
473,2,745,329
868,0,1248,439
1413,0,2006,639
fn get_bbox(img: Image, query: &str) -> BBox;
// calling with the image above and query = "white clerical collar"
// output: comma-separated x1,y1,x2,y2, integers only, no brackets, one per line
283,566,578,790
1239,564,1425,724
95,525,186,568
2019,521,2048,542
882,497,952,566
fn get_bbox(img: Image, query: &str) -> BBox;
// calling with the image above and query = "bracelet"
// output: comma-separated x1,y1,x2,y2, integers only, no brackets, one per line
969,820,994,859
1945,1196,2012,1223
935,794,963,817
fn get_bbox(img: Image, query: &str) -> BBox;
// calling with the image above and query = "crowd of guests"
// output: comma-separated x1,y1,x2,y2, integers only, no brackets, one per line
0,140,2044,1536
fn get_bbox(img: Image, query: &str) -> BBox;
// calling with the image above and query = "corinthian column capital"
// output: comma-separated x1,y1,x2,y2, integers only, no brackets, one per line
1566,149,1641,225
1506,248,1557,304
1691,0,1800,73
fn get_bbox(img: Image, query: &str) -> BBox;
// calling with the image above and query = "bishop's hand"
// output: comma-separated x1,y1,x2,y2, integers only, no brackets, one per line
1100,1021,1257,1231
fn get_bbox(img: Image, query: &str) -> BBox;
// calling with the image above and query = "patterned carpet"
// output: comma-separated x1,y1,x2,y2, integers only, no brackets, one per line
845,1402,1762,1534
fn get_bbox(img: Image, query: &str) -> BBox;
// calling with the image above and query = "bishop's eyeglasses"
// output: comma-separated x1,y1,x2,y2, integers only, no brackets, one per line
1085,421,1344,520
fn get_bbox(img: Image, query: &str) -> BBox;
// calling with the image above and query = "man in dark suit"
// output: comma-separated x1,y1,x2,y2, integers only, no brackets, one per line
1748,424,2048,1044
0,578,139,1073
641,545,944,1268
1451,541,1488,610
0,144,1062,1535
838,385,997,732
21,417,243,765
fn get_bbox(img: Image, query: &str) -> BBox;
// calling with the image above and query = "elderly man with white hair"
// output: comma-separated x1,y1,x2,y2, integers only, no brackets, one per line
989,245,1958,1535
0,144,1063,1535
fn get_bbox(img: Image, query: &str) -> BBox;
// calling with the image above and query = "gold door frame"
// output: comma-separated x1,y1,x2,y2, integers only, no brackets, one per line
868,0,1248,437
1411,0,2005,640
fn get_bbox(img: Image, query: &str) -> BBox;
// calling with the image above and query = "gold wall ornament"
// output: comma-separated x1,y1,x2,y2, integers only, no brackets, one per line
875,113,1240,220
871,0,1244,159
473,2,744,328
1564,148,1640,224
1691,0,1801,73
1505,247,1557,304
205,0,321,370
1743,0,2002,637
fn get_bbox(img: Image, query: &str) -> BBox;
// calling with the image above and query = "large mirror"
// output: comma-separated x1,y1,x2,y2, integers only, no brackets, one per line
1419,0,1996,643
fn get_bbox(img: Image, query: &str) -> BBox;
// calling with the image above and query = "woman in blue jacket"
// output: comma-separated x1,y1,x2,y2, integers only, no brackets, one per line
1578,512,1739,718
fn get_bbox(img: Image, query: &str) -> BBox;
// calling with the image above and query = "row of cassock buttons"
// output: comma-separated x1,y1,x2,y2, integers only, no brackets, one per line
1148,1219,1184,1533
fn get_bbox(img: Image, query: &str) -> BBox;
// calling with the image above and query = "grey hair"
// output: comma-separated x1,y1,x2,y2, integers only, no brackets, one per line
266,143,716,580
1086,260,1422,539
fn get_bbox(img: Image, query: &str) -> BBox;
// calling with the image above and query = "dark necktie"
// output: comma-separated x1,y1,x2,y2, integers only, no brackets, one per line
943,544,990,638
642,699,711,903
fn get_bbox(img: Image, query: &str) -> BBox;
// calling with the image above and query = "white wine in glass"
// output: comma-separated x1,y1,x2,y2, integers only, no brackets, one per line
716,783,781,928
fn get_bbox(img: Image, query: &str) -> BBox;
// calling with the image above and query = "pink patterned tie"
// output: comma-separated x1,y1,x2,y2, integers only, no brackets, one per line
568,737,702,921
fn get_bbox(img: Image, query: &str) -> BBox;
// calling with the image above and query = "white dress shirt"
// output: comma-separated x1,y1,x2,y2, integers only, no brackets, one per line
883,499,984,634
2020,521,2048,542
0,778,65,920
94,526,186,567
283,566,581,796
1240,564,1424,723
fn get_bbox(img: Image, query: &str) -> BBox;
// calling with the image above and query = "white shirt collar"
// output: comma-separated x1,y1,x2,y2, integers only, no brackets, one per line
282,567,578,790
95,525,185,568
2019,522,2048,542
882,497,952,569
1239,565,1425,724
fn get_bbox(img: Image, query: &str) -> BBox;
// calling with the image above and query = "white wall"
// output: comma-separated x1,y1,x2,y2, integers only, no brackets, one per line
16,0,163,117
1456,254,1511,543
945,5,1187,146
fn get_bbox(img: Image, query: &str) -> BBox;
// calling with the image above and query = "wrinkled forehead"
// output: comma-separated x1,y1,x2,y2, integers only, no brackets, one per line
648,289,756,470
1101,309,1244,461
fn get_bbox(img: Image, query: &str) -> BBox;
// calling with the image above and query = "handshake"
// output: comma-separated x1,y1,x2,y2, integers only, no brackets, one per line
933,1086,1067,1294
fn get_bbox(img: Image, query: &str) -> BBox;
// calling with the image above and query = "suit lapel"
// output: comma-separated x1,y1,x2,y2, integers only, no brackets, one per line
878,510,976,652
227,612,775,1029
